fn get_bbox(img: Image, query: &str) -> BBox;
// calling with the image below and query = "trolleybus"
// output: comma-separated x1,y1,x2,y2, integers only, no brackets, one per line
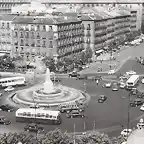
0,76,26,87
15,108,61,125
126,75,139,89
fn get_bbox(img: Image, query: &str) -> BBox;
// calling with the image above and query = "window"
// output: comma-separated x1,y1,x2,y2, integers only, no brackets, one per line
42,40,46,47
20,32,23,38
2,22,4,27
25,32,29,38
14,32,18,37
43,25,46,31
37,33,40,38
49,41,53,48
21,47,23,51
87,24,91,30
7,22,9,29
31,32,34,38
20,39,24,45
37,25,40,30
49,26,52,30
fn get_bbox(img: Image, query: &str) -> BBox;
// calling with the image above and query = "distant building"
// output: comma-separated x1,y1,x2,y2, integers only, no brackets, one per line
0,14,17,56
11,14,84,62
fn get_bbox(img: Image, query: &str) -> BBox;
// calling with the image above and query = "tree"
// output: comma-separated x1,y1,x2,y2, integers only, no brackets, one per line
42,56,56,72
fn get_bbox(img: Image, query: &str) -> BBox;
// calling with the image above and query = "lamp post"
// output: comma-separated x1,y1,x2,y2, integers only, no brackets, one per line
73,124,76,144
127,91,131,130
93,120,96,130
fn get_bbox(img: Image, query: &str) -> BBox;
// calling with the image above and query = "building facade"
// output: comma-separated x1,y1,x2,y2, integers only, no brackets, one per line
0,14,17,55
11,14,84,61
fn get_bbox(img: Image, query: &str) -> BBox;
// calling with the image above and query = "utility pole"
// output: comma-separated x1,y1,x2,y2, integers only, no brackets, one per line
127,92,131,130
73,124,76,144
93,120,96,130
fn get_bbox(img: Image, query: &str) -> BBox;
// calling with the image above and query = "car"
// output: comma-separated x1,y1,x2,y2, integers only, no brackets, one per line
141,79,144,84
130,99,143,107
76,75,87,80
108,69,115,75
51,77,61,82
140,104,144,111
119,82,126,89
121,129,132,137
69,71,80,78
94,75,102,81
103,83,111,88
0,116,11,125
126,71,136,76
112,83,119,91
66,110,85,118
130,88,137,95
24,124,44,133
58,103,84,113
0,104,14,112
4,86,15,92
98,95,107,103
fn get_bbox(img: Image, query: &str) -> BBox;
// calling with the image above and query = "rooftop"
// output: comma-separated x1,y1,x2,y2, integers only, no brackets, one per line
41,0,143,3
12,15,81,25
0,14,18,21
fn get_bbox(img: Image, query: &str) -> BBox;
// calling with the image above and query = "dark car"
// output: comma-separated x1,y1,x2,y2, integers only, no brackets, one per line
69,71,80,77
0,116,11,125
98,95,107,103
0,105,14,112
76,75,87,80
24,124,44,133
130,99,143,107
58,103,84,113
66,110,85,118
51,77,61,82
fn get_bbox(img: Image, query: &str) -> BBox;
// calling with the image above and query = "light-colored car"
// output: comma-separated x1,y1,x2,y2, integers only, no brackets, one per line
4,86,15,92
126,71,136,76
141,79,144,84
119,82,126,89
121,129,132,137
108,69,115,75
105,83,111,88
140,104,144,111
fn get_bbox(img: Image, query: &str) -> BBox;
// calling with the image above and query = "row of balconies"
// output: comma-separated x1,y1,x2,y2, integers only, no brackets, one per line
58,33,83,40
58,25,83,32
17,43,52,48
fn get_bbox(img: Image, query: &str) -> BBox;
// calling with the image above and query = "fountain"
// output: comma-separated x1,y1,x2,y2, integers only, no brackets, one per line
7,60,90,108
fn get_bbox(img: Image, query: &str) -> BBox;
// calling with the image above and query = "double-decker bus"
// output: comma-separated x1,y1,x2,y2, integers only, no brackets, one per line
15,108,61,125
0,76,26,87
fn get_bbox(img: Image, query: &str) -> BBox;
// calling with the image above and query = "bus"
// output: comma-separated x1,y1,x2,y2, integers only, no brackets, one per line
15,108,61,125
0,76,26,87
126,75,139,89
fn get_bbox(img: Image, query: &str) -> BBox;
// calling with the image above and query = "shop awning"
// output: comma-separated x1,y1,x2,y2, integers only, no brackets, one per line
95,49,103,54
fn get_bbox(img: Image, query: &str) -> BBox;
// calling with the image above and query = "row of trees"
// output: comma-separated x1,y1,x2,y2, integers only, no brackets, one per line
42,48,93,73
0,128,126,144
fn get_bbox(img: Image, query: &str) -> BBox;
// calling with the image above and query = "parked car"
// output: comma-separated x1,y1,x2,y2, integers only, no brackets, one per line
102,83,111,88
98,95,107,103
126,71,136,76
69,71,80,78
0,104,14,112
66,110,85,118
121,129,132,137
112,83,119,91
4,86,15,92
130,99,143,107
140,104,144,111
119,82,126,89
0,116,11,125
24,123,44,133
108,69,116,75
141,79,144,84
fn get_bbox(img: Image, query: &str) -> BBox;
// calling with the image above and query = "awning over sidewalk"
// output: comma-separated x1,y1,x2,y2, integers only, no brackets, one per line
95,49,103,54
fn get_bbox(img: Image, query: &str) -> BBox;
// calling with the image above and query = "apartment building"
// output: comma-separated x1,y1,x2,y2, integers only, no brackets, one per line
11,14,83,61
0,14,17,55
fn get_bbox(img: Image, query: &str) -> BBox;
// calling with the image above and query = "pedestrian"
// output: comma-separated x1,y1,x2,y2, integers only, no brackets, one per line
96,79,99,85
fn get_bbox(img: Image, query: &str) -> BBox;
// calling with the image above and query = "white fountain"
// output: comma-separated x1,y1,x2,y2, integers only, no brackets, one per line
42,68,54,93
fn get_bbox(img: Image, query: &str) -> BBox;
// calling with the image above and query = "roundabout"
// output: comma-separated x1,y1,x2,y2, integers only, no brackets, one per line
6,68,89,108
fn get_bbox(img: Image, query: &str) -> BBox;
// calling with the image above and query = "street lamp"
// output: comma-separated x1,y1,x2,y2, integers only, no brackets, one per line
93,120,96,130
127,91,131,130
